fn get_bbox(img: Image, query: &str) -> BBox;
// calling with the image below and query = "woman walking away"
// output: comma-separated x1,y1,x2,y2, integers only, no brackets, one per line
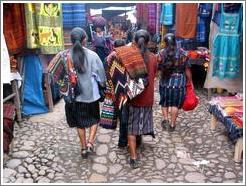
127,30,158,169
48,27,106,159
158,33,193,132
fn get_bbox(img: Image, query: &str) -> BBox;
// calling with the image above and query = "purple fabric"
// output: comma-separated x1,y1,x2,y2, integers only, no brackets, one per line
147,4,157,34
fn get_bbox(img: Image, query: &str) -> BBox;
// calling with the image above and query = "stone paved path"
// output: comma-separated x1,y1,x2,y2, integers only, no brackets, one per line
3,85,243,183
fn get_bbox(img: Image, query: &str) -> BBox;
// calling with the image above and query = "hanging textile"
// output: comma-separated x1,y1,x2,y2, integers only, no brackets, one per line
160,25,168,48
196,3,213,44
212,4,241,79
147,4,157,34
62,3,86,29
3,4,26,54
136,4,148,29
25,3,64,54
156,4,161,35
176,3,198,39
204,4,242,92
22,55,49,116
160,3,174,26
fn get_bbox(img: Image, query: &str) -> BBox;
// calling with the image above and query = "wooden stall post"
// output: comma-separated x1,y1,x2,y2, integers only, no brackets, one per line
210,114,218,130
44,73,54,112
234,137,243,163
11,80,22,122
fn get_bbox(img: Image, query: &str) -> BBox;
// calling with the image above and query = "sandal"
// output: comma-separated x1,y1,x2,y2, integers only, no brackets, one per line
168,124,176,132
87,142,94,154
81,149,88,159
129,158,141,169
161,120,169,130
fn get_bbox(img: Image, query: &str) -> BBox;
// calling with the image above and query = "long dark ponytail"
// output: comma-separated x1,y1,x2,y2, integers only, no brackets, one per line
70,27,87,73
134,29,150,65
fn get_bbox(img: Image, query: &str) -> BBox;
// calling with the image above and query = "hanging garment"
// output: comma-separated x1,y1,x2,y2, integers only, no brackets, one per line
62,3,86,29
212,4,241,79
3,4,26,54
204,4,243,92
25,3,64,54
196,17,206,42
147,4,157,34
160,3,174,26
2,34,12,84
136,4,148,28
176,3,198,39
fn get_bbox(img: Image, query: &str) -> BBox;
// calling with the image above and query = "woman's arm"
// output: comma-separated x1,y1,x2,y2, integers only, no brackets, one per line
185,67,193,88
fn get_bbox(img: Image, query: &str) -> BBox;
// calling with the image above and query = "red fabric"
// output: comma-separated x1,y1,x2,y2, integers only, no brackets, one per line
3,103,16,154
130,52,158,107
182,81,199,111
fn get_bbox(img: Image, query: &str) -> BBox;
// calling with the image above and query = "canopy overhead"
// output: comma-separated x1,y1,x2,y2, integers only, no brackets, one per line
102,10,128,20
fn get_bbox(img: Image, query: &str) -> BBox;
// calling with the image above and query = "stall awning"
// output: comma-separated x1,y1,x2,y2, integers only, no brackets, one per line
86,3,135,9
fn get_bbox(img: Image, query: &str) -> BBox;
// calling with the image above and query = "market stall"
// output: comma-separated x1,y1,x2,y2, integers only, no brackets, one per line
209,95,243,163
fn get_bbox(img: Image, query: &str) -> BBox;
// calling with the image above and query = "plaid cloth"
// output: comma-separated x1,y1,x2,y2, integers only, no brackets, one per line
196,17,206,42
147,4,157,34
62,3,86,29
136,4,148,28
114,44,147,79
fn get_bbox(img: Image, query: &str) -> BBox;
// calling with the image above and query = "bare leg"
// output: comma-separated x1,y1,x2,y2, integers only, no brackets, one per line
161,107,169,121
88,124,98,145
170,107,179,126
128,134,137,159
77,128,86,149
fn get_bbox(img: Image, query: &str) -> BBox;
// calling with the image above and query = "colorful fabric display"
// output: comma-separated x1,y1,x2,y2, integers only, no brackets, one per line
62,3,86,28
160,3,174,25
25,3,64,54
136,4,148,28
3,3,26,54
199,3,213,18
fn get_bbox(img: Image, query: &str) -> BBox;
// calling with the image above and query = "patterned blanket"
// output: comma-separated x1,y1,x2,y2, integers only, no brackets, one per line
114,44,147,79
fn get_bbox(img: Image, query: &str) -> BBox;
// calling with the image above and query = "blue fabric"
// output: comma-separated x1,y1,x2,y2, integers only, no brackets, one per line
212,4,241,79
62,3,86,28
199,3,213,18
160,3,174,25
196,17,206,42
22,55,48,116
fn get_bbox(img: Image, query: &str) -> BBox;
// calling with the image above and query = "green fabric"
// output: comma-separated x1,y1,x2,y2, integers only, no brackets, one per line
25,3,64,54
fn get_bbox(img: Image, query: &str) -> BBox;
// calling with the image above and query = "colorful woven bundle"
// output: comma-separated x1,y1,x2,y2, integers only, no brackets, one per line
114,44,147,79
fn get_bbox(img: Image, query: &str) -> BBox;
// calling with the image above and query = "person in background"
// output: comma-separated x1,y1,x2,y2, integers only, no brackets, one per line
48,27,106,159
127,30,158,168
158,33,193,132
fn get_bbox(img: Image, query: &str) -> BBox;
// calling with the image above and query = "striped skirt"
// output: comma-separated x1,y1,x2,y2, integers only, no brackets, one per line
159,85,186,108
127,106,154,137
65,101,100,128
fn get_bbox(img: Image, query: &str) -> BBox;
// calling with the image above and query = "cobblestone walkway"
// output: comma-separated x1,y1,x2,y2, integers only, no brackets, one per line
3,86,243,183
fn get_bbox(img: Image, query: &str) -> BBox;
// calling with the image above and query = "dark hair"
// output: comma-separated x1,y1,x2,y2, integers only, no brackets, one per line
134,29,150,64
114,39,126,48
160,33,180,79
70,27,87,73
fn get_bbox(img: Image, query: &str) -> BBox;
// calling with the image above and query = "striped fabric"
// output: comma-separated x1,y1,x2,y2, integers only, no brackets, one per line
128,106,154,137
62,3,86,28
114,44,147,79
65,101,100,128
147,4,157,34
136,4,148,26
